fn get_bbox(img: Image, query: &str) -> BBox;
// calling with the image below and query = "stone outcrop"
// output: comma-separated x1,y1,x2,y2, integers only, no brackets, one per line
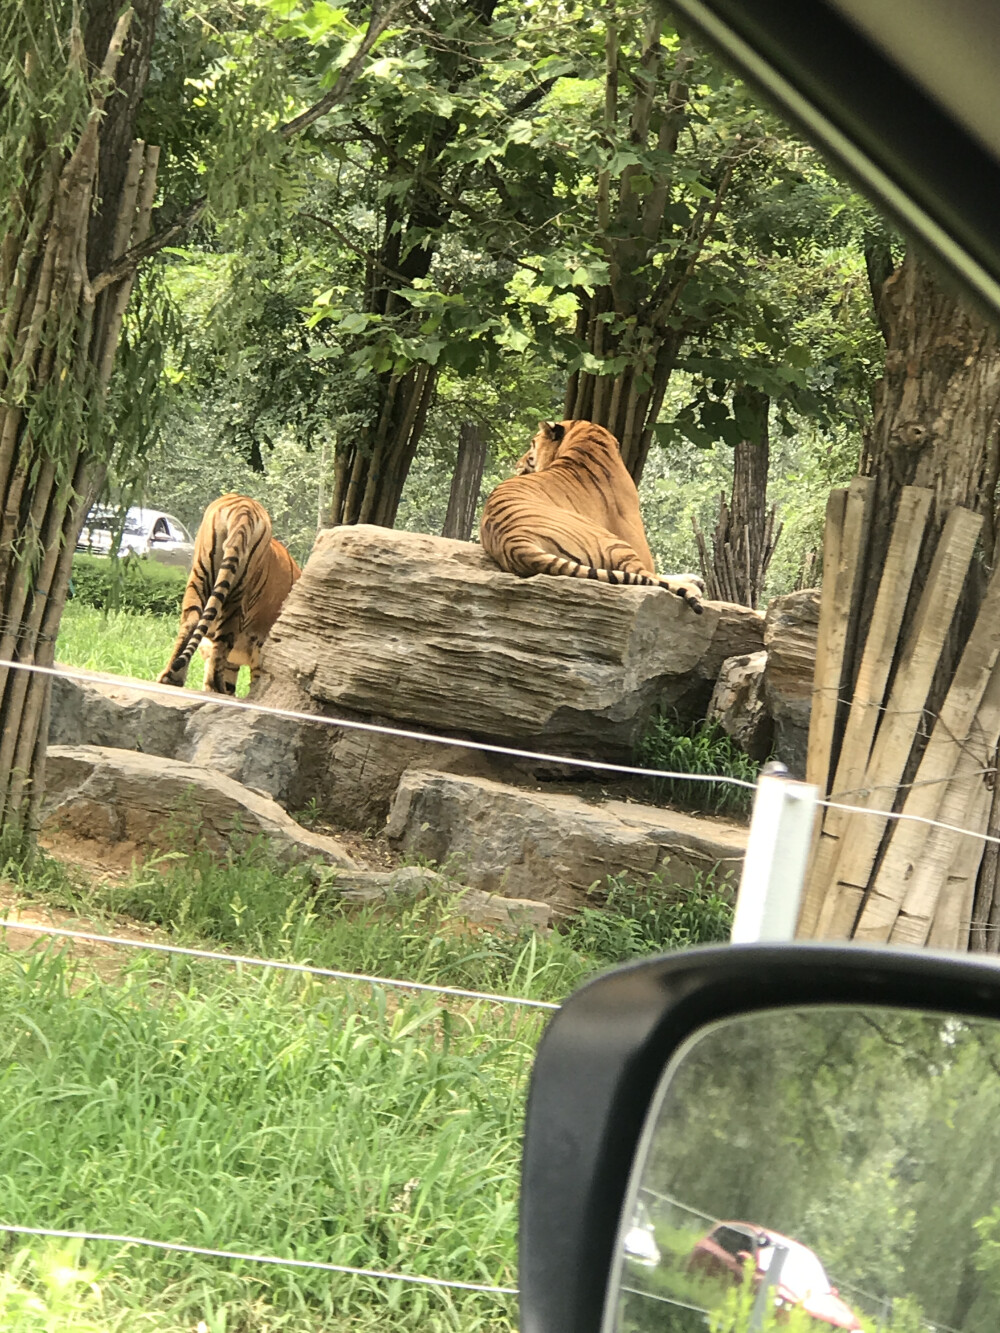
42,745,358,871
385,769,747,913
188,525,763,824
707,650,772,760
762,589,819,776
49,671,210,756
333,865,553,933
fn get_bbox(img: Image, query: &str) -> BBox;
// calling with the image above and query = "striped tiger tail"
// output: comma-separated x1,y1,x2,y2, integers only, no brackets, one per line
160,503,271,684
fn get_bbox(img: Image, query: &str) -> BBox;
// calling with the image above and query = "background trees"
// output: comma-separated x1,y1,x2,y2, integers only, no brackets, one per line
131,0,880,582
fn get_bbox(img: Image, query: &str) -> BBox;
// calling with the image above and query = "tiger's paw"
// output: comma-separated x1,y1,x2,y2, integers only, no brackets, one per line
659,576,705,614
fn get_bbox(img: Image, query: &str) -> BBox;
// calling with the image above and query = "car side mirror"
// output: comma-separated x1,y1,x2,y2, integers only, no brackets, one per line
519,945,1000,1333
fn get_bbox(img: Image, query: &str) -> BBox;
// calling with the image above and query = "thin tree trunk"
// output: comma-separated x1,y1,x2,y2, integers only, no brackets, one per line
693,389,779,607
442,420,487,541
0,0,162,843
329,364,436,527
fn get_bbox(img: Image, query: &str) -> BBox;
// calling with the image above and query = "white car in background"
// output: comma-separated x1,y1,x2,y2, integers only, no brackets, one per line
77,506,195,568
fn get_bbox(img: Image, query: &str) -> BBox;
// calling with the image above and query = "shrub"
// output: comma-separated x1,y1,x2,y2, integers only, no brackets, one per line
69,552,186,617
566,868,734,960
635,714,760,817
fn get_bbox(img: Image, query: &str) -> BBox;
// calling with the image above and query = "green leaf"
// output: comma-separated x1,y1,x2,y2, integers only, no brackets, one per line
338,312,368,334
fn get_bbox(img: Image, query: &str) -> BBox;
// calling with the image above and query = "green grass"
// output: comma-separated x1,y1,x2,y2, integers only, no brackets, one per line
635,714,761,818
0,839,733,1331
56,602,253,696
0,947,527,1332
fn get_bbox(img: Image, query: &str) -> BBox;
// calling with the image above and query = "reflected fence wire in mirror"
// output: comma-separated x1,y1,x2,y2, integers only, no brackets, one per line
610,1006,1000,1333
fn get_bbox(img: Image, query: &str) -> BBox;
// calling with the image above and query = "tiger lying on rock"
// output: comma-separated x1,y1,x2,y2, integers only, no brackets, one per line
480,419,705,614
157,493,301,694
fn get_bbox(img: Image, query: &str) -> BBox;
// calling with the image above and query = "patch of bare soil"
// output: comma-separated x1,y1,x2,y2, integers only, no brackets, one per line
314,825,402,871
0,884,166,986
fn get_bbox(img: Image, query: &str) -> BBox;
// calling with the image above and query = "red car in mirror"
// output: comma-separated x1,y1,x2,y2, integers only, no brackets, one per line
688,1222,862,1330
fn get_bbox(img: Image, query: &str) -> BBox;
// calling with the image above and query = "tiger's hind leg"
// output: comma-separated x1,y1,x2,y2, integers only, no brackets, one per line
503,539,704,613
201,635,234,694
157,609,201,687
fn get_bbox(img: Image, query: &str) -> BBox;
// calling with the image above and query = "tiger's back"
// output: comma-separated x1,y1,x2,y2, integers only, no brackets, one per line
157,494,302,694
480,420,703,612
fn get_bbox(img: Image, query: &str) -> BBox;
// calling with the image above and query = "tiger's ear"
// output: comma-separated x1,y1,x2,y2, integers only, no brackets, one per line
540,421,565,442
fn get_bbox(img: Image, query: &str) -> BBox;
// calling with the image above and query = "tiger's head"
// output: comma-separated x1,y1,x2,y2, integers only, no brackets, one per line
515,421,566,475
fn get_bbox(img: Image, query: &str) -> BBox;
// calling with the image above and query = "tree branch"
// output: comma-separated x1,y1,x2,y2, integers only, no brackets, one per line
91,0,412,293
299,211,413,288
279,0,411,139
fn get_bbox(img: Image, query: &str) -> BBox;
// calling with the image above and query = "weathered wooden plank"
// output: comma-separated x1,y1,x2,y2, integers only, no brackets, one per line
806,487,934,938
888,655,1000,946
818,506,983,938
911,779,991,950
856,538,1000,941
806,480,875,792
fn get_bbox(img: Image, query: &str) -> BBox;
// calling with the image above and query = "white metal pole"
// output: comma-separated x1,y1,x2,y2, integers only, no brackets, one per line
731,762,819,943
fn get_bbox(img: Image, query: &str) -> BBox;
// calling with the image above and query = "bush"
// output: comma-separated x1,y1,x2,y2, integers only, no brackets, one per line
635,714,761,818
69,552,186,617
567,868,734,960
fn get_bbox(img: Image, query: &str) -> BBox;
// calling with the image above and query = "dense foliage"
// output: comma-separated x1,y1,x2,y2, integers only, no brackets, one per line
99,0,882,582
70,554,186,617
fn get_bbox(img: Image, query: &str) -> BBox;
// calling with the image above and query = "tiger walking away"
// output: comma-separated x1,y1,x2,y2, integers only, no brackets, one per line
480,420,705,613
157,494,301,695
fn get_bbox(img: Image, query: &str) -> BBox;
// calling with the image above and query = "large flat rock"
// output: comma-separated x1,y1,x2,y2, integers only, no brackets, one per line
207,525,763,822
384,769,747,913
260,526,763,756
42,745,358,871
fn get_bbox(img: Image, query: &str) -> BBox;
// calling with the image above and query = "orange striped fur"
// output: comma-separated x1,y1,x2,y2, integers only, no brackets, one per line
480,421,704,613
157,494,301,694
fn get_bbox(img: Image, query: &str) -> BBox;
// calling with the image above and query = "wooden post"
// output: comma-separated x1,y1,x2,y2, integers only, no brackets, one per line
818,506,982,937
802,486,932,938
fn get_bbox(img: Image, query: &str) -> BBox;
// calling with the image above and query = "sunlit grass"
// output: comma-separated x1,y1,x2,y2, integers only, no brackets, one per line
56,603,252,696
0,945,525,1332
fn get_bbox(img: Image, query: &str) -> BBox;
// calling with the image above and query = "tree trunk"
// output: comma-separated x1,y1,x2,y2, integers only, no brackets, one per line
329,364,436,527
327,0,497,528
559,19,735,482
442,421,488,541
0,0,162,844
832,248,1000,948
692,388,779,607
854,250,1000,697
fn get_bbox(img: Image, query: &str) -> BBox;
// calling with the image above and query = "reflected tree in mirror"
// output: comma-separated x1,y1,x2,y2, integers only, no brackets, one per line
609,1008,1000,1333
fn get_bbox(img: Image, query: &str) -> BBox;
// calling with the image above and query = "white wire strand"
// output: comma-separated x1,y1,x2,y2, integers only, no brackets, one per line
0,1224,517,1295
819,798,1000,847
0,919,561,1011
0,658,757,789
12,655,1000,848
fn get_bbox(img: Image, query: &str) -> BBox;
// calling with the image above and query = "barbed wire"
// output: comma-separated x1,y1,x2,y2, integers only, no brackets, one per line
0,1224,517,1295
0,918,561,1010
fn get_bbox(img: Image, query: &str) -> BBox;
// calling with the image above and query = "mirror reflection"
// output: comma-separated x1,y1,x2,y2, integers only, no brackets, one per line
611,1007,1000,1333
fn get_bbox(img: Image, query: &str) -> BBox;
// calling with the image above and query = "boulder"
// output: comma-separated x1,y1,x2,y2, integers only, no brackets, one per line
49,670,210,756
707,650,772,760
333,865,553,933
762,590,819,777
385,769,747,913
41,745,358,871
195,525,763,825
